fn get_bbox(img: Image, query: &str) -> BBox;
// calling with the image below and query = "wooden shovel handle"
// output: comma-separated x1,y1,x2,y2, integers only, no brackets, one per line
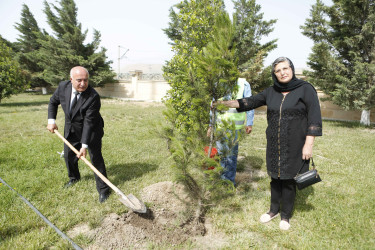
53,130,122,195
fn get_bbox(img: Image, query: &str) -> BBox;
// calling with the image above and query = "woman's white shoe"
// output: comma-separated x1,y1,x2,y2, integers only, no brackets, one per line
260,213,279,223
279,220,291,230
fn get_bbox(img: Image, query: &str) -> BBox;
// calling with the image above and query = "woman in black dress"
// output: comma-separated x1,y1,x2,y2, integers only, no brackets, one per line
215,57,322,230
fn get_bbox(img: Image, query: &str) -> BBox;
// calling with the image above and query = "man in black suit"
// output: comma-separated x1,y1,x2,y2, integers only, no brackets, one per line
47,66,110,203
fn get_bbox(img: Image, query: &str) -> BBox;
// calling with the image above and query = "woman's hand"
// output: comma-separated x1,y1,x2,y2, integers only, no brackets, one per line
302,135,315,160
302,143,313,160
213,100,240,108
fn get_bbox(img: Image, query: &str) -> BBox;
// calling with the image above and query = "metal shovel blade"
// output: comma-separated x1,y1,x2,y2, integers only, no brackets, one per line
119,194,147,213
53,130,147,213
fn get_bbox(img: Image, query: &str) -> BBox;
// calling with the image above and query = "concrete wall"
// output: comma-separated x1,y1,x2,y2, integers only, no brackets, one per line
96,80,374,123
96,77,170,101
317,91,375,123
251,92,375,123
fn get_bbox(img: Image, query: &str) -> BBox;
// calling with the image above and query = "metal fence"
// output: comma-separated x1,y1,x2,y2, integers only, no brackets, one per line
117,73,164,81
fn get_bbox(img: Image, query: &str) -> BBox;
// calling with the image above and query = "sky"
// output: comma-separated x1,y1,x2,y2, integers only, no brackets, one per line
0,0,332,73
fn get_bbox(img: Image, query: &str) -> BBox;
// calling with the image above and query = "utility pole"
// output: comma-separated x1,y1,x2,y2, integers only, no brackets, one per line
118,46,129,79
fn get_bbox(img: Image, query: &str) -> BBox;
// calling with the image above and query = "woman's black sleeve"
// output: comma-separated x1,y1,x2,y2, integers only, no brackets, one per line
237,88,267,112
305,84,323,136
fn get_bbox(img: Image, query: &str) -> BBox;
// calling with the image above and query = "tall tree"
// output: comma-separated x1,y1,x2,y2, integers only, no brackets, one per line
162,1,279,220
0,35,14,49
37,0,115,87
163,11,239,226
0,40,28,102
14,4,49,91
301,0,375,125
232,0,277,93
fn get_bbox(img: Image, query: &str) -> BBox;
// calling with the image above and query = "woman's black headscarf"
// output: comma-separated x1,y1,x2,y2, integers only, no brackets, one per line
272,57,307,92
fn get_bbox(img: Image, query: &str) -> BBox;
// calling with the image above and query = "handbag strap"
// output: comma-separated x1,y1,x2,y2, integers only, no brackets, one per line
296,157,315,175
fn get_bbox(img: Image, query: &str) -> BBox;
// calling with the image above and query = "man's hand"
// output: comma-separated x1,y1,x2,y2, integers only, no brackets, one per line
47,124,58,133
245,125,252,134
77,147,87,159
207,127,212,137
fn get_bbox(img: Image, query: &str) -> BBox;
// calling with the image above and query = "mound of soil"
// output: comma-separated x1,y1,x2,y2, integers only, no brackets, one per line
68,181,227,249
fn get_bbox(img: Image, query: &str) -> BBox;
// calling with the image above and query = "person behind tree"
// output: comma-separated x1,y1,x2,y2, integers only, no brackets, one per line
208,78,254,185
214,57,322,230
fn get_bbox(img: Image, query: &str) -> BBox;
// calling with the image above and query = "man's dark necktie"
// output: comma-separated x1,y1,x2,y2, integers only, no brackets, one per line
69,92,79,117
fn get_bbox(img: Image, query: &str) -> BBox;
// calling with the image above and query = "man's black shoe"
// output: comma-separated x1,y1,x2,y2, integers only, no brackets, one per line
99,191,110,203
64,179,79,189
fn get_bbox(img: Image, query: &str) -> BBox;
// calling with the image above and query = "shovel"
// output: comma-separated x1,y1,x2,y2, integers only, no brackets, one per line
53,130,147,213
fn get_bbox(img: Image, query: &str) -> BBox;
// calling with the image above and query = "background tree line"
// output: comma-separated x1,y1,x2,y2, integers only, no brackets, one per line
0,0,116,102
301,0,375,126
1,0,373,126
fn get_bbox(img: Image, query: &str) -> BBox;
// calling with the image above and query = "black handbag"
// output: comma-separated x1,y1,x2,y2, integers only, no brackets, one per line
294,158,322,190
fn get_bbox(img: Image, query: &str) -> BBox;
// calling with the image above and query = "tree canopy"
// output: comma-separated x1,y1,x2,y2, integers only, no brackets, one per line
163,0,226,131
232,0,277,93
13,0,116,88
0,40,29,102
14,4,48,88
163,0,276,131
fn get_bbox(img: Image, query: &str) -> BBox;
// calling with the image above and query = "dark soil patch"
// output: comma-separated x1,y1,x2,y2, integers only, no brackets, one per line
68,181,226,249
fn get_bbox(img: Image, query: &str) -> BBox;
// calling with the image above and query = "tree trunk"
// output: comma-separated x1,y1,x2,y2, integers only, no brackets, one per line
42,87,47,95
207,107,216,157
360,110,371,126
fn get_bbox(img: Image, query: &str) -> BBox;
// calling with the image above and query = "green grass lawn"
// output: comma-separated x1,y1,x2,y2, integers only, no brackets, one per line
1,93,374,249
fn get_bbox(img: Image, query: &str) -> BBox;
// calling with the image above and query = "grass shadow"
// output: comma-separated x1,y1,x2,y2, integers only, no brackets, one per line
294,186,316,212
324,119,375,129
81,162,159,186
0,225,34,242
237,155,264,172
0,101,49,107
236,156,265,191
